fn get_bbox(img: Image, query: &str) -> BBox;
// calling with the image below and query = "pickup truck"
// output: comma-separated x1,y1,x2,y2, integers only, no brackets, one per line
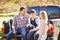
2,5,60,40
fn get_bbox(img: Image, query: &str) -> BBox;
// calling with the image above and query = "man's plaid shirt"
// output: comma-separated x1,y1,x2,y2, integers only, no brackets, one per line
12,14,29,29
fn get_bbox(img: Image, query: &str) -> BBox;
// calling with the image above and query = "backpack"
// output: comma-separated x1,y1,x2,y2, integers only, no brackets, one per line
4,22,9,34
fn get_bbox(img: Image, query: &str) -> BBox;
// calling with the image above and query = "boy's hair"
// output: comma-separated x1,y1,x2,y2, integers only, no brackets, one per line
20,7,25,11
29,9,36,14
29,11,34,14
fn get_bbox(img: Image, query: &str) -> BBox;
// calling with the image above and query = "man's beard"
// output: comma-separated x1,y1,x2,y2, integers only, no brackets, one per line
22,13,25,16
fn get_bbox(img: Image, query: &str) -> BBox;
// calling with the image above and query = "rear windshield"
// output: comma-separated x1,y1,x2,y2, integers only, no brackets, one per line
47,6,60,19
27,6,60,19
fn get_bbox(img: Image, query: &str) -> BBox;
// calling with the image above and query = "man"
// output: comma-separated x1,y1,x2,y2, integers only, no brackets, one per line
27,9,40,40
6,7,29,40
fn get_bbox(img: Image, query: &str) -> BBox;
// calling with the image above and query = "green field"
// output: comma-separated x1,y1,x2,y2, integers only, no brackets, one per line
0,12,18,37
0,31,2,40
0,12,18,30
0,12,18,17
0,22,2,32
0,12,18,40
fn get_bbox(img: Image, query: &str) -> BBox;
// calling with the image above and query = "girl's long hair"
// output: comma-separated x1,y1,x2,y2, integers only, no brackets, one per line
39,11,48,24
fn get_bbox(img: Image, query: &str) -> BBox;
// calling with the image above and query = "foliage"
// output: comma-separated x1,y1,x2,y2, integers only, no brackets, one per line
0,0,60,13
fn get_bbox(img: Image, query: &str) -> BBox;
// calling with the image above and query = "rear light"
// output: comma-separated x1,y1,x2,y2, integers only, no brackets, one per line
48,28,54,33
40,6,47,8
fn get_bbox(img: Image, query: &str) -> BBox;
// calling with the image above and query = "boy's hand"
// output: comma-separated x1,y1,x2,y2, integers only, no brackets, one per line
30,24,33,27
30,30,34,32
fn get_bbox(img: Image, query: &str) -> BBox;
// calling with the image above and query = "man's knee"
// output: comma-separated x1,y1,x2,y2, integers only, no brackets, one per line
21,29,27,35
22,33,27,37
21,32,27,37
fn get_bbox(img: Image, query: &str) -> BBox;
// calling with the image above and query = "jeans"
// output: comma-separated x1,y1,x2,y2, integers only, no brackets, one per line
27,31,38,40
34,33,39,40
6,28,27,40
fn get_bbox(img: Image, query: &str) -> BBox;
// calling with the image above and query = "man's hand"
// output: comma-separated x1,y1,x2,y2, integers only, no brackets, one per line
13,30,16,34
12,26,16,34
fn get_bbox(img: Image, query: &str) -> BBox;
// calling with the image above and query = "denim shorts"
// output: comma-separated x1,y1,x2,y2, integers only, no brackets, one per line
40,34,47,40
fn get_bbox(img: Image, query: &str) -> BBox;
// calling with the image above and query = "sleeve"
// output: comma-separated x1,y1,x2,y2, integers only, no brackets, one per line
26,14,31,27
26,17,31,27
36,17,41,26
31,26,39,31
31,17,41,31
12,17,16,29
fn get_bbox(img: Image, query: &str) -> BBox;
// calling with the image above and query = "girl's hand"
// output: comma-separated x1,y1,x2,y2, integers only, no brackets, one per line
38,37,40,40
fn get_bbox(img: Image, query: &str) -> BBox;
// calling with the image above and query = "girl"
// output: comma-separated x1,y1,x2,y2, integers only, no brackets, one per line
37,11,48,40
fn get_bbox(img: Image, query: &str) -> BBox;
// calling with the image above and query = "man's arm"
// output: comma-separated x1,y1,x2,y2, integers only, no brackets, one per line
12,17,16,34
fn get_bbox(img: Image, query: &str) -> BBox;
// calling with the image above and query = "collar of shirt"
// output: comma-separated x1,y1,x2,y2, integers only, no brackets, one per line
20,15,23,20
18,14,23,20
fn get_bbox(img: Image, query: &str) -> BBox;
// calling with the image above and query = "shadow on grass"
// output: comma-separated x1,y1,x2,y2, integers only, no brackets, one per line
0,38,2,40
0,31,2,36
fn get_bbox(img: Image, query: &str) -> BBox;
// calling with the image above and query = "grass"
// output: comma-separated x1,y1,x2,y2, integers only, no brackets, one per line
0,31,2,40
0,12,18,40
0,12,17,29
0,39,2,40
0,12,21,40
0,31,2,36
0,22,2,32
0,12,17,17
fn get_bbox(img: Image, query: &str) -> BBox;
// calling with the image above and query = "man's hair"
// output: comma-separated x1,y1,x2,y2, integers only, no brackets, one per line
20,7,25,11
